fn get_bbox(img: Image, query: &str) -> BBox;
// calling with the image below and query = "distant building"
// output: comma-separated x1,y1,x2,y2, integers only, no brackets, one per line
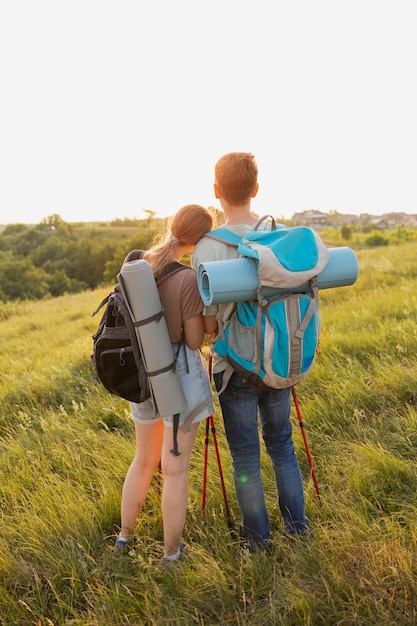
292,210,327,228
339,213,361,224
290,210,417,229
368,213,417,229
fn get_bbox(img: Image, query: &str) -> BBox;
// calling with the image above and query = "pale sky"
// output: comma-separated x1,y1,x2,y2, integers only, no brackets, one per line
1,0,416,225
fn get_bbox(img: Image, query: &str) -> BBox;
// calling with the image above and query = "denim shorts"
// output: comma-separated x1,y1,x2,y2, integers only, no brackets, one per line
131,344,214,427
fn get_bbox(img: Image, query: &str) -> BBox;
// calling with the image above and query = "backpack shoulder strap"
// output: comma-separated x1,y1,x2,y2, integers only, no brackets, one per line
157,261,188,285
92,293,111,317
204,214,277,246
124,250,188,284
203,228,242,247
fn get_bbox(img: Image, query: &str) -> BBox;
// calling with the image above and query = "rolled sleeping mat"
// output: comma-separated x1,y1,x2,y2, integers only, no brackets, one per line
118,259,186,417
197,246,359,306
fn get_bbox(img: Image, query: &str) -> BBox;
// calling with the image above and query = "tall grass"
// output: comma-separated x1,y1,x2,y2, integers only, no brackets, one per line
1,243,417,625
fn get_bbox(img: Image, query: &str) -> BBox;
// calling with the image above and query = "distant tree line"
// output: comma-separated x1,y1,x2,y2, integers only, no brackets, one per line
2,210,415,302
0,214,158,302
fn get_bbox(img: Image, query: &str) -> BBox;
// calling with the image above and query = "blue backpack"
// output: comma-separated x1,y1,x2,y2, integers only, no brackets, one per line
206,216,329,390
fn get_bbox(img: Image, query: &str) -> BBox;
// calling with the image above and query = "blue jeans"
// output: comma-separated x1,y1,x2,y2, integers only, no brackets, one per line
214,370,309,547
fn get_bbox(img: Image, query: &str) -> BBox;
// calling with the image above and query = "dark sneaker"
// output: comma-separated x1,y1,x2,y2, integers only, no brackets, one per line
114,535,136,555
245,539,272,555
161,543,185,569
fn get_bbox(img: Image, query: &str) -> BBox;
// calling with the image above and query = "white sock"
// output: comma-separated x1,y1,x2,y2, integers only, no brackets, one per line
164,545,181,561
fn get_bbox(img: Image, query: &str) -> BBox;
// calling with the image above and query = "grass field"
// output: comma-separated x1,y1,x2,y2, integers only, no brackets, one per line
1,242,417,625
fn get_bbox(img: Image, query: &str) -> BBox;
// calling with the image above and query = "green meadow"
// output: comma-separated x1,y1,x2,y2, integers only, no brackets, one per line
1,241,417,625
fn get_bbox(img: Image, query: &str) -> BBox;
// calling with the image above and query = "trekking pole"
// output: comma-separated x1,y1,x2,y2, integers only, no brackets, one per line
291,387,321,501
201,352,233,528
208,414,233,528
202,416,210,514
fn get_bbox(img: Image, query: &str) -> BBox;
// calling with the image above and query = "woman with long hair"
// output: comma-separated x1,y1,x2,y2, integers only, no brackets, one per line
115,204,217,566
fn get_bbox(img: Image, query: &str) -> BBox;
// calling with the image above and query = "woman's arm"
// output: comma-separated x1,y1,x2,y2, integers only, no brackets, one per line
183,315,205,350
203,315,218,335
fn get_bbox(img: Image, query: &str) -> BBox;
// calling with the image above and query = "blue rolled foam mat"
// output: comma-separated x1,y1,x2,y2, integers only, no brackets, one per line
197,246,358,306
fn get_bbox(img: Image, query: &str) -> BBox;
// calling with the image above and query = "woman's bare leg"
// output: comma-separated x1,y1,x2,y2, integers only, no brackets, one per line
119,420,164,538
160,421,200,556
